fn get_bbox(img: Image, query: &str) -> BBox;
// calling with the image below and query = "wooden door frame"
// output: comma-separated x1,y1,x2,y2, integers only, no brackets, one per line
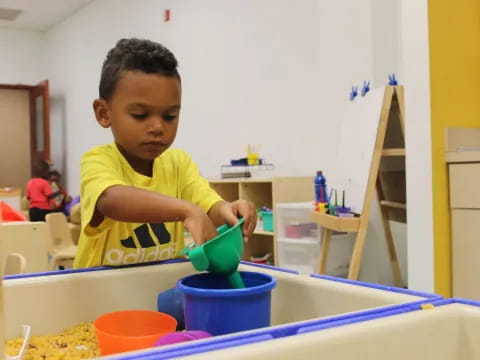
30,80,51,162
0,83,51,172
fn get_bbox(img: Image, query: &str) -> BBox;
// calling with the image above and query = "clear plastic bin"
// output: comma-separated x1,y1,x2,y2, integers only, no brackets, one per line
276,202,319,240
277,237,320,274
276,202,352,275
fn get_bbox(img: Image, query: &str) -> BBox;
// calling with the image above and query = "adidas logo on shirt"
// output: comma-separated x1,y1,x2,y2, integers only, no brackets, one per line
104,223,174,265
120,223,171,248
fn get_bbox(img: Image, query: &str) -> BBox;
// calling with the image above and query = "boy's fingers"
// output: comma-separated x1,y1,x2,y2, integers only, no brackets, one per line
229,200,256,242
220,202,238,226
186,223,206,245
209,222,219,238
243,220,255,243
224,210,238,226
193,234,206,245
247,218,256,236
242,208,257,236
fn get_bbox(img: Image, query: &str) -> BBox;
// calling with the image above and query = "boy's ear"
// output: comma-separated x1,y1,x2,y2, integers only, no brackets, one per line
93,99,111,128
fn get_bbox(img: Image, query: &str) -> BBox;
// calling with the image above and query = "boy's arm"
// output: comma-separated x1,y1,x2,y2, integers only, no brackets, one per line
82,148,218,245
93,185,217,245
97,185,194,223
177,151,257,241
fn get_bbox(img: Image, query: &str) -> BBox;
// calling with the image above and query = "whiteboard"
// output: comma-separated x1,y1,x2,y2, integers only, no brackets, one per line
333,87,386,213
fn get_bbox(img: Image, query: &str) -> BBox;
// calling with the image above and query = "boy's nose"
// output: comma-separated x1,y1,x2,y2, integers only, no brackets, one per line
147,117,165,136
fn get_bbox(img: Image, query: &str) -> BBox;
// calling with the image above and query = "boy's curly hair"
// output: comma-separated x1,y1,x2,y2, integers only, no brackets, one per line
99,38,180,99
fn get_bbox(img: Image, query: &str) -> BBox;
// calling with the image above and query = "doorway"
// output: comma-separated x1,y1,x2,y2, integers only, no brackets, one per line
0,80,50,191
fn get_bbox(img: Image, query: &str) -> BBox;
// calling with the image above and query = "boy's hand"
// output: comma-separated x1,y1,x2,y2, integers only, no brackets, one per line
184,205,218,245
216,200,257,242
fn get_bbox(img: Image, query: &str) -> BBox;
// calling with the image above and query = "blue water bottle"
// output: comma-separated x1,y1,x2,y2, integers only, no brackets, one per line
314,171,327,203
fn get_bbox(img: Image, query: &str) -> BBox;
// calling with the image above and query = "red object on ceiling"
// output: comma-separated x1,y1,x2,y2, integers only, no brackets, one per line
165,9,170,22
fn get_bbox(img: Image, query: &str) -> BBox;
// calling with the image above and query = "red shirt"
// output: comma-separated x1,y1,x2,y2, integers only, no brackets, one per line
26,178,54,210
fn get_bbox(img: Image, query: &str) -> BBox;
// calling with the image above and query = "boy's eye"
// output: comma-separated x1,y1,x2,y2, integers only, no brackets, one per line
131,113,148,120
163,114,178,122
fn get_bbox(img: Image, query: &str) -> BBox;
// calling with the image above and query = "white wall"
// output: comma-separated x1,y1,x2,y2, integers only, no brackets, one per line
400,0,434,292
0,28,67,174
46,0,382,193
45,0,411,286
362,0,407,286
0,29,46,84
0,29,46,85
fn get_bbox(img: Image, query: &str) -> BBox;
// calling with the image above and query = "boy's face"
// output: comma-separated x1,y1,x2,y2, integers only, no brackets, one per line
94,71,181,161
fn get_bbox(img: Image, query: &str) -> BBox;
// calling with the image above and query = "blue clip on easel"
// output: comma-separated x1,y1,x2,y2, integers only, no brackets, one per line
361,81,370,96
349,86,358,101
388,73,398,86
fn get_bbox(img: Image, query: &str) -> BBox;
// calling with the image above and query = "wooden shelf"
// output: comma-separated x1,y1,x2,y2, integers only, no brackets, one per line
253,229,274,236
382,148,405,156
240,182,272,210
310,211,360,233
380,200,406,210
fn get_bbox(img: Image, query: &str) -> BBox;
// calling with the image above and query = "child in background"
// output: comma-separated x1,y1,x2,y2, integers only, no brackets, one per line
74,39,257,268
26,160,59,221
48,170,72,214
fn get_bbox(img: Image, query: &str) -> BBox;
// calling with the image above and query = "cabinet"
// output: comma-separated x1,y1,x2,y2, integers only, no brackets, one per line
209,177,312,265
446,127,480,299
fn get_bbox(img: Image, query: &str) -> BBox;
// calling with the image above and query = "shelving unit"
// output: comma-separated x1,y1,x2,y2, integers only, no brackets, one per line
209,176,312,265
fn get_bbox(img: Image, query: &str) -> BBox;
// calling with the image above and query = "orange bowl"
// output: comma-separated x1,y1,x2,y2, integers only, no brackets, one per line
94,310,177,355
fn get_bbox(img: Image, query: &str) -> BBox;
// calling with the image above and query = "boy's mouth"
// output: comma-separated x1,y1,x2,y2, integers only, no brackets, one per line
142,140,167,146
142,141,167,153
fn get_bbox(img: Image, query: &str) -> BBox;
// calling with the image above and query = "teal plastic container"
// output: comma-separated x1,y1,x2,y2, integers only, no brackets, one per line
262,211,274,232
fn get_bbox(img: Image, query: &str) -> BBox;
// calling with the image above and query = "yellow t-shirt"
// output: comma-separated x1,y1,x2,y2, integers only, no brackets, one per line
73,144,222,268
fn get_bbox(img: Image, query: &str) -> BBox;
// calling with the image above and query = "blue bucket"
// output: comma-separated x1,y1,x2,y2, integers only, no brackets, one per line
157,287,185,330
177,271,276,336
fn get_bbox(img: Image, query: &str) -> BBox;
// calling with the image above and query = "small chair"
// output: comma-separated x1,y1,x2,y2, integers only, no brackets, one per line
45,212,77,270
5,253,27,275
20,196,30,220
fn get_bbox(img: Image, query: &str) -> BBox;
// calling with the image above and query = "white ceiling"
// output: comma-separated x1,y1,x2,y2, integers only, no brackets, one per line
0,0,94,32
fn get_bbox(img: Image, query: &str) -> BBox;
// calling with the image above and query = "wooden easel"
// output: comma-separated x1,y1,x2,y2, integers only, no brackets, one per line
311,86,406,287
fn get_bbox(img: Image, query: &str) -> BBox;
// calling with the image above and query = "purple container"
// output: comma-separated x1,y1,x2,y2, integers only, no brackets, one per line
153,331,212,347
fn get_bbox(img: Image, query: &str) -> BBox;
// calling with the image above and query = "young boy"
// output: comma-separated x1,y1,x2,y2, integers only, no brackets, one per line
48,170,72,214
26,160,58,221
74,39,256,268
